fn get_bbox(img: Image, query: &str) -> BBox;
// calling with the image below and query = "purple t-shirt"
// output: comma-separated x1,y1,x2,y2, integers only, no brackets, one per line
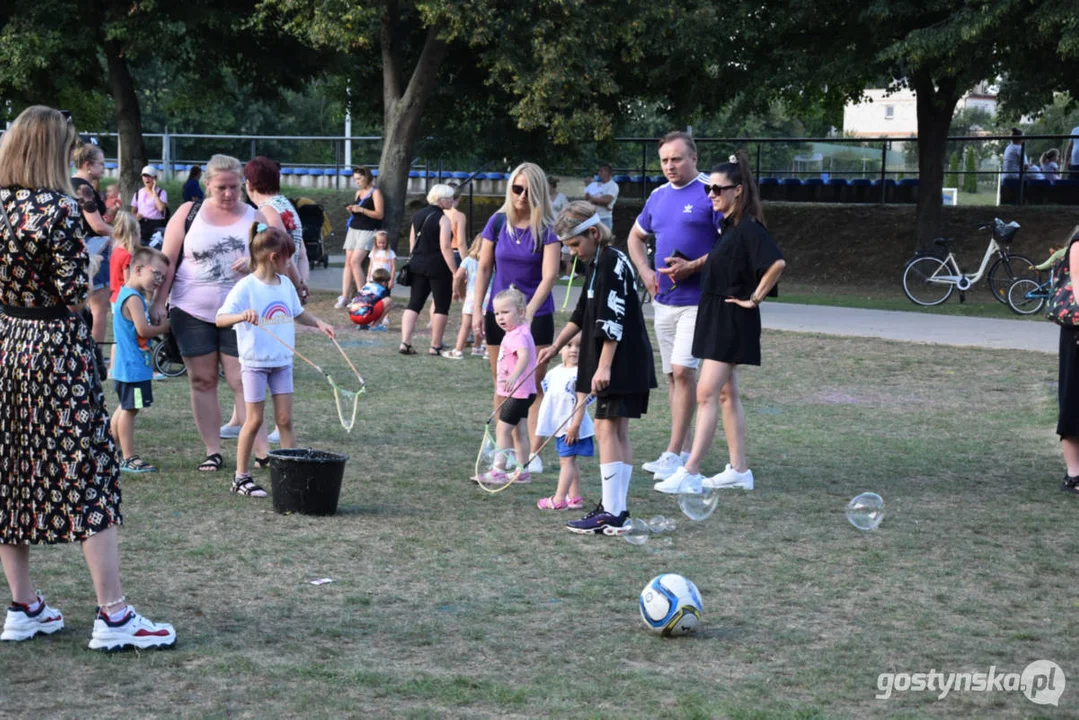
635,174,718,306
481,213,560,316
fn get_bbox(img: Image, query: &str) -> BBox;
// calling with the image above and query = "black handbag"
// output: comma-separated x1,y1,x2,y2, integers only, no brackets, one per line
396,261,413,287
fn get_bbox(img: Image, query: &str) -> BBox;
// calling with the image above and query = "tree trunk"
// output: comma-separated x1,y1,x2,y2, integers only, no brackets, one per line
912,72,961,251
377,2,447,252
103,37,146,203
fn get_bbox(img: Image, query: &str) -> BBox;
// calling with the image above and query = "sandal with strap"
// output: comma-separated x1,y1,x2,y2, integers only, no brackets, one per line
566,495,584,509
197,453,223,472
120,455,158,474
399,343,416,355
537,496,569,510
429,346,442,356
1062,475,1079,493
254,456,271,470
231,475,267,498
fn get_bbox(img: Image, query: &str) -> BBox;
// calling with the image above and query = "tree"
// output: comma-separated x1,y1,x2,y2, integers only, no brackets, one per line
963,147,978,194
945,152,960,190
719,0,1079,248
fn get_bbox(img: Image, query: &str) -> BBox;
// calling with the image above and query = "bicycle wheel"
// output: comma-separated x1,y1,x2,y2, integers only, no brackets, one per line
1006,278,1045,315
152,338,187,377
987,254,1037,304
902,255,954,306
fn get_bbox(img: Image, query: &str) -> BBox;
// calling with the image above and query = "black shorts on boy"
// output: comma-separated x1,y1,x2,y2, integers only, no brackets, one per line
114,379,154,410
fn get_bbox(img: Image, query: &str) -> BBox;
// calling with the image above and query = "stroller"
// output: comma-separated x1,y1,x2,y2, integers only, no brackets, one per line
291,197,334,270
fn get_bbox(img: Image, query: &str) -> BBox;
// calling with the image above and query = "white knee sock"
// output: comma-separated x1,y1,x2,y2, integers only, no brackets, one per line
600,462,622,514
619,462,633,514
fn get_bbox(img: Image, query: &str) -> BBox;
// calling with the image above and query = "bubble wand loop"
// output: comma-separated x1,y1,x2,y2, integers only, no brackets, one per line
330,336,366,388
253,324,365,432
472,364,542,493
560,255,578,311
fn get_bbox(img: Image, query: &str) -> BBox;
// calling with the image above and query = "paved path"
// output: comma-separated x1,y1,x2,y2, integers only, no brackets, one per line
307,256,1057,354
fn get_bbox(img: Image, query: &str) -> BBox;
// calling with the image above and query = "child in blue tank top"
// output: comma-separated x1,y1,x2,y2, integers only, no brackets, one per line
109,247,172,473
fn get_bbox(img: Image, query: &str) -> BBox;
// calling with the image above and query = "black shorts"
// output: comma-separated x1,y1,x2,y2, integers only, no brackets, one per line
114,379,154,410
594,392,649,420
485,312,555,347
170,306,239,357
499,394,536,425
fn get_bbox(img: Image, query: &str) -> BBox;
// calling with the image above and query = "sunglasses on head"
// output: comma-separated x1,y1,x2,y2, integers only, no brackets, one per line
511,184,528,196
704,183,737,196
59,110,73,123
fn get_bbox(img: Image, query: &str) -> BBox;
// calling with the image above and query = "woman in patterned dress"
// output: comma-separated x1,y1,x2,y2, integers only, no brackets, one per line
0,105,174,650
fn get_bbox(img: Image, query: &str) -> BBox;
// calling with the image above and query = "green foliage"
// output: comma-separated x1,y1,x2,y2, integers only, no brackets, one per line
945,152,960,189
963,147,978,193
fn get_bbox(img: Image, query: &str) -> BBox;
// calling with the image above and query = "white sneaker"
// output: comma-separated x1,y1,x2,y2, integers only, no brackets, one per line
527,456,543,474
1,596,64,641
267,428,280,444
219,424,241,440
702,464,755,490
88,606,176,651
334,295,348,309
643,451,681,477
653,466,703,495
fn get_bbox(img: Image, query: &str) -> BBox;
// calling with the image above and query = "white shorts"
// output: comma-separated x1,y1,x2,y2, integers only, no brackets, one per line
344,228,376,252
462,289,475,315
652,301,699,375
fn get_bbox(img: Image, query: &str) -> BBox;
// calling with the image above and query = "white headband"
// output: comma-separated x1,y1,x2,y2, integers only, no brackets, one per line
558,214,602,242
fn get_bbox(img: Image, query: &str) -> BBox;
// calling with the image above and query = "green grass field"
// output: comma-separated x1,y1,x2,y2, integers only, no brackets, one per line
0,292,1073,718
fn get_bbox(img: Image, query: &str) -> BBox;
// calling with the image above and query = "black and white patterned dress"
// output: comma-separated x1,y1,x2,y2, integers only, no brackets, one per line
0,186,121,544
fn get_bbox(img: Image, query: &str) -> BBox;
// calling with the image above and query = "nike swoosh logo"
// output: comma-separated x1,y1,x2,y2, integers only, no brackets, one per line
602,474,616,482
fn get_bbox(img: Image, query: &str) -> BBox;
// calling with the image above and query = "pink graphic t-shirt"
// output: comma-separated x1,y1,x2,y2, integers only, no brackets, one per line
497,324,537,399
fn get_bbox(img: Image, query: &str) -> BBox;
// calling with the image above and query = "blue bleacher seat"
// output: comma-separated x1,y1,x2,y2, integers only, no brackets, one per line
647,175,664,184
105,162,117,170
613,175,631,183
781,178,802,185
450,171,469,180
281,167,294,176
408,170,421,178
760,177,779,185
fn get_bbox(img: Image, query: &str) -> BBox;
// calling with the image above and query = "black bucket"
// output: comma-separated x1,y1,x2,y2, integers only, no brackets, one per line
268,448,349,516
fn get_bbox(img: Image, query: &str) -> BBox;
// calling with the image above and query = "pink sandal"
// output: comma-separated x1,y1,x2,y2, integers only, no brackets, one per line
537,496,568,510
565,495,584,509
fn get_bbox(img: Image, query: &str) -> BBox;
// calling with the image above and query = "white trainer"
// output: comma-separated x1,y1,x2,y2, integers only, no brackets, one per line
219,424,241,440
1,596,64,641
527,456,543,475
653,466,703,495
267,428,280,445
702,464,755,490
88,606,176,652
651,452,686,480
334,295,348,309
642,451,679,474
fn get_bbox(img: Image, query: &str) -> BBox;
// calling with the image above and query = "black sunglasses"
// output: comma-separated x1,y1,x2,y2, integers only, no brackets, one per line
511,184,528,196
704,184,737,196
59,110,72,123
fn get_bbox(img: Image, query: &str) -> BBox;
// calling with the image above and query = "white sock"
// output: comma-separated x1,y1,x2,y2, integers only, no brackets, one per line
105,605,129,623
600,462,622,514
619,463,633,513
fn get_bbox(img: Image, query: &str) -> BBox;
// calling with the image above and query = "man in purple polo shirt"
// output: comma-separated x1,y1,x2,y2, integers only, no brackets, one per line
627,131,717,481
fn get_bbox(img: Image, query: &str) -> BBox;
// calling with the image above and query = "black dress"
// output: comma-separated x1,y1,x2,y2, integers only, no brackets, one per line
0,187,121,544
570,246,657,416
692,216,783,366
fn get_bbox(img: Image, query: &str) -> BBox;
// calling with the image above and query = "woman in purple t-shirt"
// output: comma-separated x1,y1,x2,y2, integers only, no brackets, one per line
472,162,561,468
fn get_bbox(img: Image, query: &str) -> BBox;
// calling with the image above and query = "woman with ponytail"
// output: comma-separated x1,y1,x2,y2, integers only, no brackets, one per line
654,151,785,494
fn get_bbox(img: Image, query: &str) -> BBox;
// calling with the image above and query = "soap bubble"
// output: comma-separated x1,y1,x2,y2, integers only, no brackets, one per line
846,492,884,531
648,516,676,533
622,517,651,545
678,486,719,521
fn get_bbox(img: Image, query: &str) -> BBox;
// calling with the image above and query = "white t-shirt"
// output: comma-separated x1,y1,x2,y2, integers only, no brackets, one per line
536,364,595,439
369,247,397,276
1071,127,1079,165
1002,143,1025,178
585,179,619,221
551,192,568,214
217,273,304,368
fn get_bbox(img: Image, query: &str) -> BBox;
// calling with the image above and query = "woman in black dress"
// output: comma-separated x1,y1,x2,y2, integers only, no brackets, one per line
656,152,785,494
1056,230,1079,494
399,184,456,356
540,202,657,536
0,106,174,650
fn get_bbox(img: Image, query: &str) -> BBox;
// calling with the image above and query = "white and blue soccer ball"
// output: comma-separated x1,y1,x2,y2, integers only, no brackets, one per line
639,573,702,636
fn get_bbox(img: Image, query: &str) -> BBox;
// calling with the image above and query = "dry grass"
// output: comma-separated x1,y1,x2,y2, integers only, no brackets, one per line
0,293,1074,719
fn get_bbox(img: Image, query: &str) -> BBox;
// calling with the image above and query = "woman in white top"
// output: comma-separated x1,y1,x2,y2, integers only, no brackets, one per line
152,154,271,472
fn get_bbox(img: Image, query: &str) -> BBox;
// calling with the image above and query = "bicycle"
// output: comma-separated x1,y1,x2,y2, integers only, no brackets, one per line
901,218,1037,307
1006,275,1050,315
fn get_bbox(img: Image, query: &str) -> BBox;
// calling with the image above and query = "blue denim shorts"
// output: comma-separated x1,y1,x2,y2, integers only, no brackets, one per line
555,435,595,458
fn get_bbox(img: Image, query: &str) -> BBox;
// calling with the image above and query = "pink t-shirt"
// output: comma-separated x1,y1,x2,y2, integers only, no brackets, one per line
497,324,537,399
170,203,255,322
131,186,168,219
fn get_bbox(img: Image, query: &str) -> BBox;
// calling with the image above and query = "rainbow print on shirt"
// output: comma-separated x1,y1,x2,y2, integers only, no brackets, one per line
262,301,293,326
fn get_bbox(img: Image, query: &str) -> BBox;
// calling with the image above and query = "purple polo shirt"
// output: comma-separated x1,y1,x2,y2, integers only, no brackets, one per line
481,213,560,316
635,174,718,306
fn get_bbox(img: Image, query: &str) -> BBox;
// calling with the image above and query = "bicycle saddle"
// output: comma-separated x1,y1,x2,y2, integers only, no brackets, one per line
992,218,1021,243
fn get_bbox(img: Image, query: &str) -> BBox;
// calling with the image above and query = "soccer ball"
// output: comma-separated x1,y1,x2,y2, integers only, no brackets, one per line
639,573,702,636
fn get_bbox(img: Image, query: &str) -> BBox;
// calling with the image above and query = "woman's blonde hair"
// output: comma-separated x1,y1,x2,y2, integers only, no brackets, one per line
554,201,613,248
0,106,78,195
112,211,140,254
204,154,244,184
499,162,555,252
493,286,527,316
427,183,455,205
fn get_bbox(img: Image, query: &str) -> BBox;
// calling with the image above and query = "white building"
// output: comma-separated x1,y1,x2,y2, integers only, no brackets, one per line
843,83,998,138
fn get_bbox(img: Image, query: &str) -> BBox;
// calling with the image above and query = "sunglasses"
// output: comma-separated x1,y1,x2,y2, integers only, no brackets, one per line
59,110,72,123
704,184,737,196
511,184,528,196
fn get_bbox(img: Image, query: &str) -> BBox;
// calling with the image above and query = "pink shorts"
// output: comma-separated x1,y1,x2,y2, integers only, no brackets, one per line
241,365,293,403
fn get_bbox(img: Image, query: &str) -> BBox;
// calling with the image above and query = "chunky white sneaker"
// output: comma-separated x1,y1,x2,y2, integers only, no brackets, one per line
651,452,686,480
267,428,280,444
653,466,703,495
526,456,543,475
334,295,348,309
88,607,176,651
219,424,241,440
702,464,755,490
642,451,679,474
1,596,64,641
